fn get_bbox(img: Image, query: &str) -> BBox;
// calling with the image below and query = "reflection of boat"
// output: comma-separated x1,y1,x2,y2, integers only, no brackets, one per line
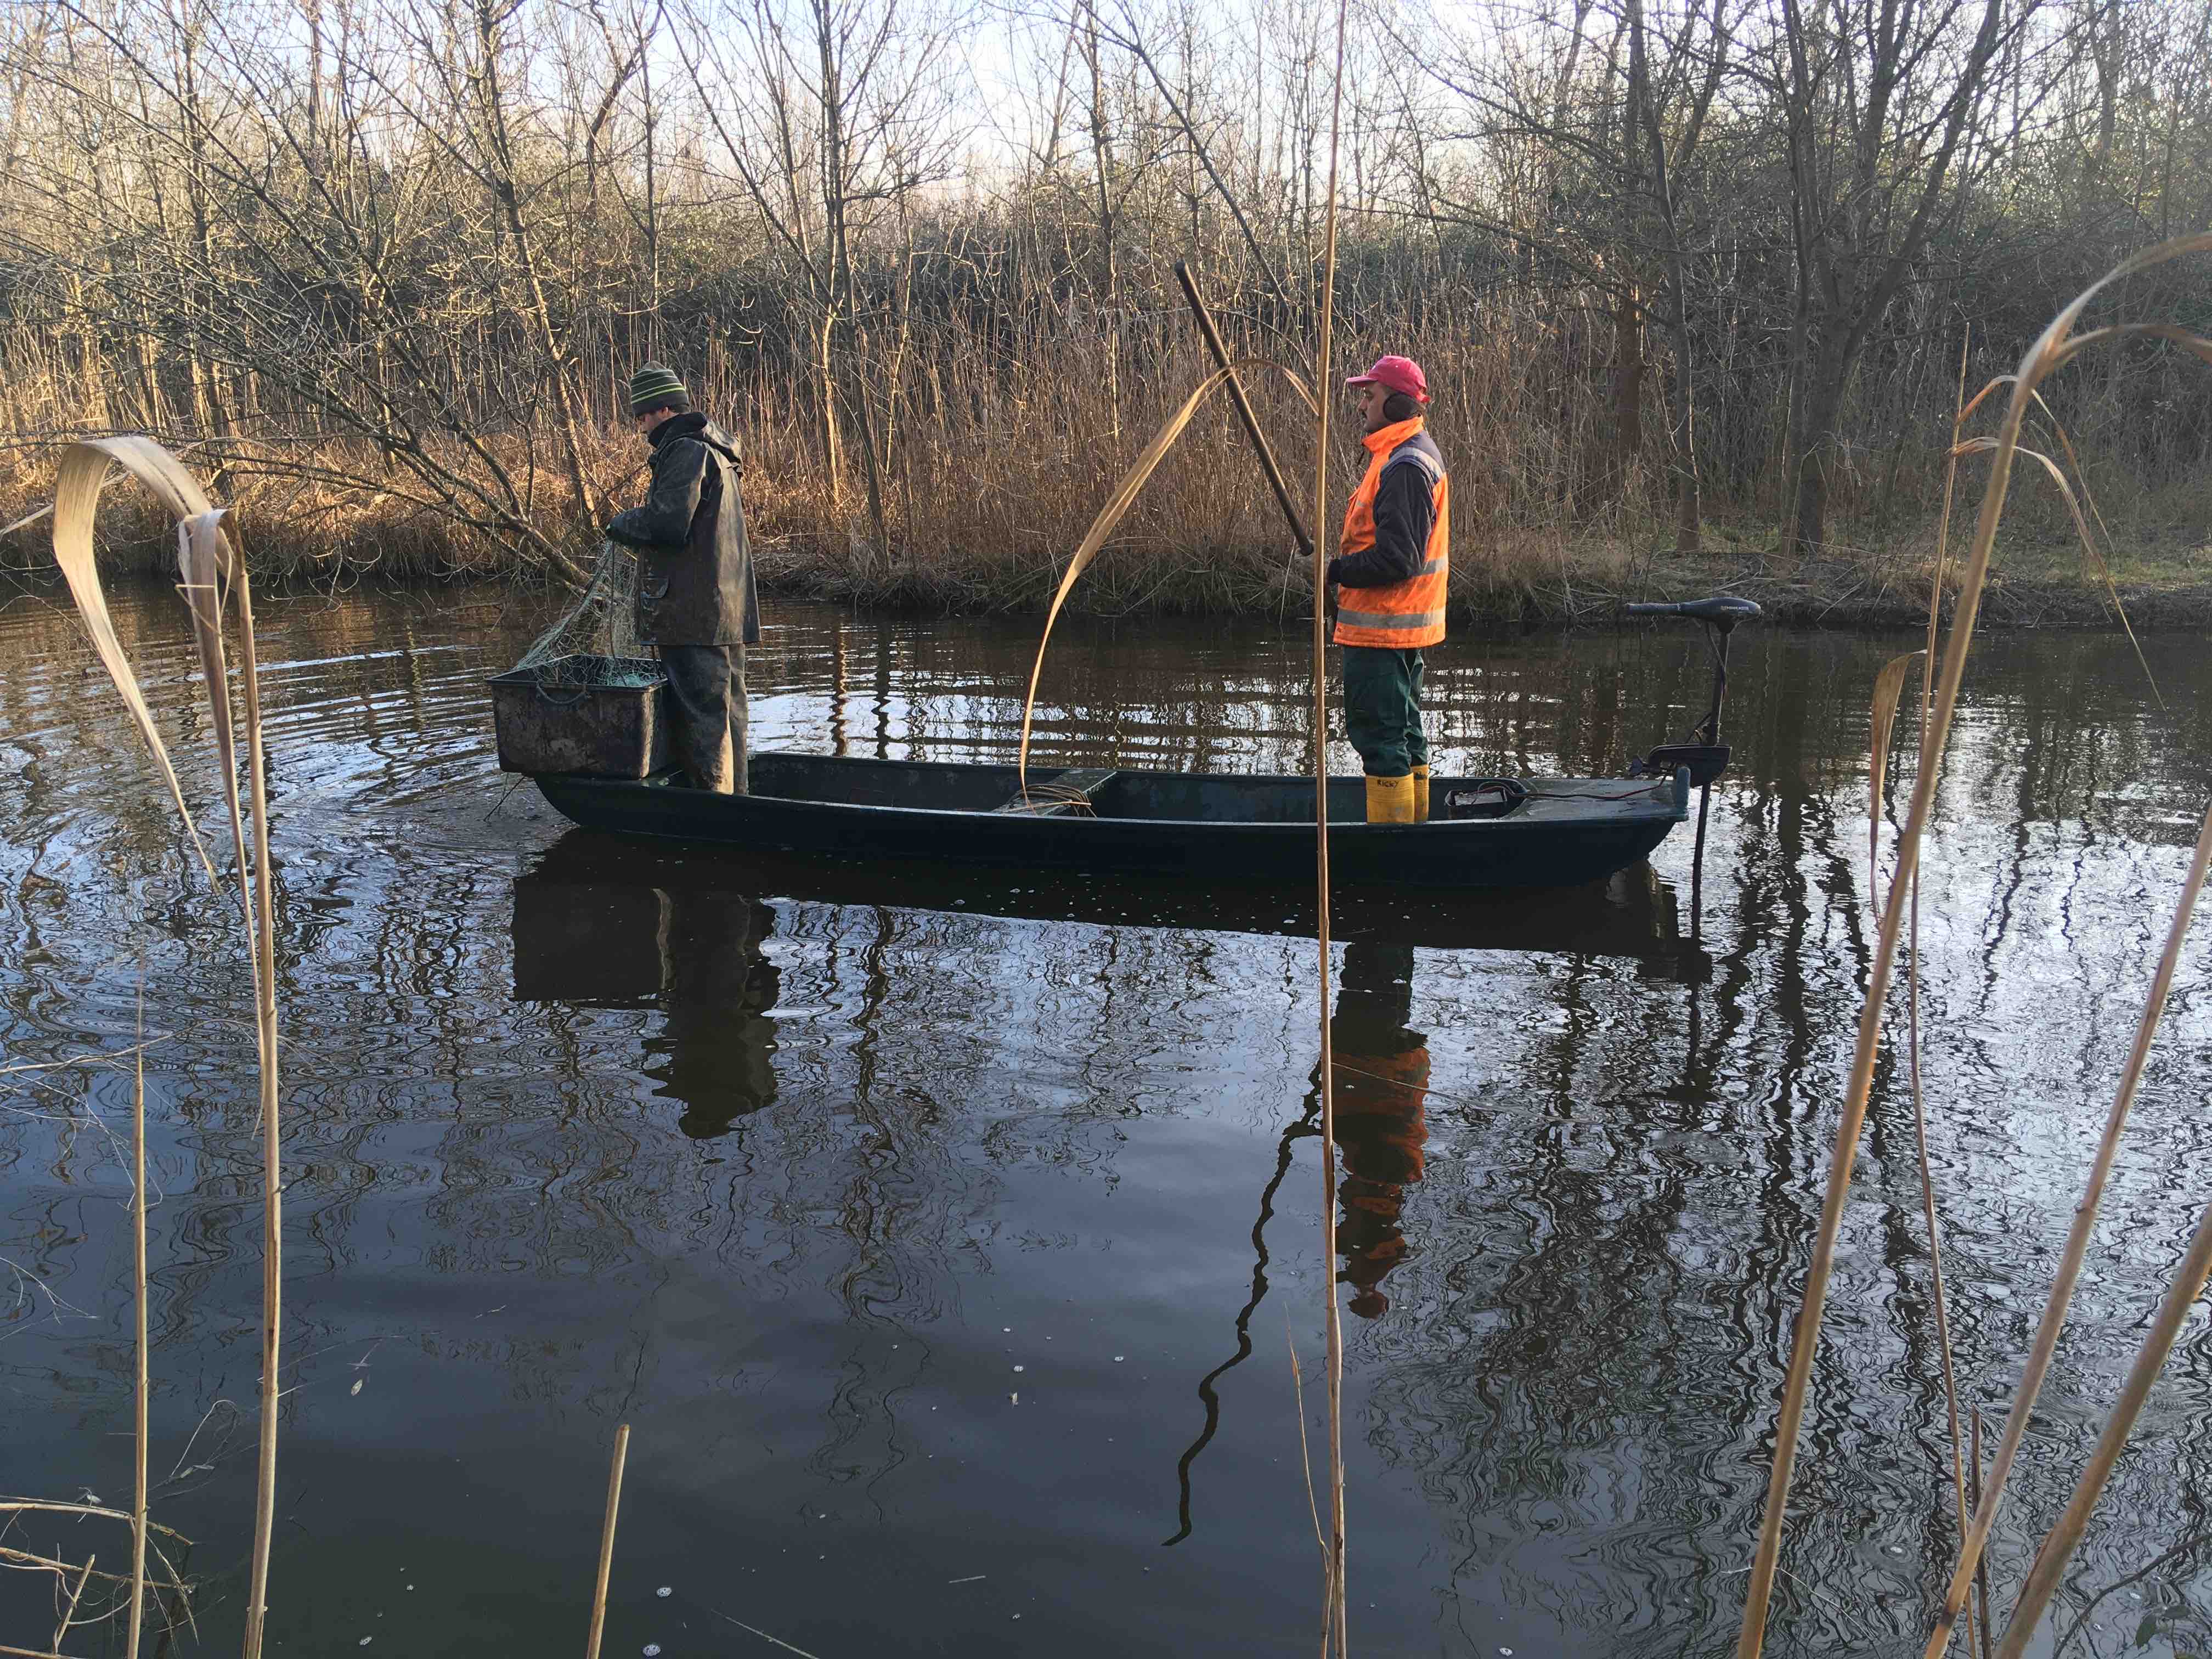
511,827,1702,972
528,753,1690,890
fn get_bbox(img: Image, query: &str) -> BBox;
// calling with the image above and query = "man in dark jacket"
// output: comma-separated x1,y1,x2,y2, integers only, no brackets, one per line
606,363,762,793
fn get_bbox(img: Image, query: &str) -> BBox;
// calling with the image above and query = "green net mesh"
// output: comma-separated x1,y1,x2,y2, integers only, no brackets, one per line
506,542,658,687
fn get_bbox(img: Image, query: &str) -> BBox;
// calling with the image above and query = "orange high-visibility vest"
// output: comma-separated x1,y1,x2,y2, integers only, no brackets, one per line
1334,416,1448,649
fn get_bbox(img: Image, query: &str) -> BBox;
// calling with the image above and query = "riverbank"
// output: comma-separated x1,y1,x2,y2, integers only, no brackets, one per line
5,441,2207,630
767,529,2212,631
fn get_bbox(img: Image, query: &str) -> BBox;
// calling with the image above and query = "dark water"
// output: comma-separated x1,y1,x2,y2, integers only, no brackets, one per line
3,584,2210,1658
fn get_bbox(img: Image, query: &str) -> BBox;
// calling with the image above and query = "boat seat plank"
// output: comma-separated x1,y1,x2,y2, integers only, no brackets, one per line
991,768,1119,816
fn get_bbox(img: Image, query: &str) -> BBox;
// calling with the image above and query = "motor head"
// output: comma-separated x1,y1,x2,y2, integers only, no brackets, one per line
1623,595,1762,633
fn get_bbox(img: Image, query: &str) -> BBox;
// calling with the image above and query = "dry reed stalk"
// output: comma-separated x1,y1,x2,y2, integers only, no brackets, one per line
1284,1324,1328,1558
0,1544,187,1590
1866,652,1924,902
1733,228,2212,1659
712,1612,828,1658
584,1424,631,1659
0,1503,189,1542
46,439,284,1659
1001,211,1352,1659
1869,646,1971,1552
128,998,149,1659
214,520,285,1659
1310,0,1352,1649
1904,968,1969,1554
52,1554,94,1654
1970,1408,1993,1659
1920,337,1971,1549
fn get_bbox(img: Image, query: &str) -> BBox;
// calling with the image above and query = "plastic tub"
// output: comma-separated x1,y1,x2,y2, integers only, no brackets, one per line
488,654,669,778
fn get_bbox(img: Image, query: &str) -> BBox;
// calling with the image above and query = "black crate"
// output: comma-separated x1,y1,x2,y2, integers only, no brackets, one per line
487,655,668,777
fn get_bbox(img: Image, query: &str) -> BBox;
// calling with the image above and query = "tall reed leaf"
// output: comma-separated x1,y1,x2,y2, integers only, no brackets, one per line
47,441,286,1659
1987,806,2212,1656
1948,435,2160,707
49,439,221,882
1017,361,1315,788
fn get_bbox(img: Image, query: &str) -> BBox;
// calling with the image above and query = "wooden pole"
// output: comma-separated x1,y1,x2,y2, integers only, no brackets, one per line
1172,261,1316,562
584,1424,631,1659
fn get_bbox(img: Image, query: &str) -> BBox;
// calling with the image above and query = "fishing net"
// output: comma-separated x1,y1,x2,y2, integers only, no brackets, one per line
505,540,659,687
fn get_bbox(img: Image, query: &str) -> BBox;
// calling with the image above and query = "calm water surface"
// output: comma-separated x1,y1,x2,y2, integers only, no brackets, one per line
3,584,2210,1657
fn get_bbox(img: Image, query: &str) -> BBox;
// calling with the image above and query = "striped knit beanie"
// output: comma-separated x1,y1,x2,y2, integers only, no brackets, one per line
627,362,688,414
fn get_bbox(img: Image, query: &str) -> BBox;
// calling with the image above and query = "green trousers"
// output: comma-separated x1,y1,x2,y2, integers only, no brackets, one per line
1341,645,1428,777
661,644,749,794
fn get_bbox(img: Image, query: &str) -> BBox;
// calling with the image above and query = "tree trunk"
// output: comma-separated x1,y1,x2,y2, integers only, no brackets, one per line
1609,287,1645,493
816,313,844,507
1790,340,1850,557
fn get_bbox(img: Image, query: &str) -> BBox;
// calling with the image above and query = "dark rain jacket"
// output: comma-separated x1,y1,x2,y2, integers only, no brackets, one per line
606,411,762,648
1326,425,1443,590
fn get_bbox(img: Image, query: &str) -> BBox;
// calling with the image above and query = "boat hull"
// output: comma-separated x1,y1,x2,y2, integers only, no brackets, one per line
529,753,1689,891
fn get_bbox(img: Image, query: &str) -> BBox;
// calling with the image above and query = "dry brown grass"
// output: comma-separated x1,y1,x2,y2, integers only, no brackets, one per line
19,296,2181,619
11,259,2212,643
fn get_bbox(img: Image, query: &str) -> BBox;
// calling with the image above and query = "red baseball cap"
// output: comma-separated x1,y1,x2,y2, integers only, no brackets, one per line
1345,355,1429,403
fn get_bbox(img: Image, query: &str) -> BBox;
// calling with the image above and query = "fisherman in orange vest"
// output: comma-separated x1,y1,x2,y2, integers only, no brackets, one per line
1328,356,1449,823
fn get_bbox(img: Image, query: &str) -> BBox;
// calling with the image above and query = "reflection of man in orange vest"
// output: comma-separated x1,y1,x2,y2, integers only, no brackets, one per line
1330,942,1430,1319
1328,356,1449,824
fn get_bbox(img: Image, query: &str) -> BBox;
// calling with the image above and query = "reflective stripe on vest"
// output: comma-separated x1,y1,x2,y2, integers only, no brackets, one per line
1338,605,1445,633
1335,417,1449,649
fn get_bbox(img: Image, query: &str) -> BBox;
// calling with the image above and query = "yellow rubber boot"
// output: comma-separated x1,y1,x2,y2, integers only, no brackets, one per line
1412,764,1431,822
1364,773,1415,824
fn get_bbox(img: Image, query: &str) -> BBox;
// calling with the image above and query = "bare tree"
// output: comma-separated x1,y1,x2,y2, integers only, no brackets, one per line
673,0,965,554
1765,0,2028,555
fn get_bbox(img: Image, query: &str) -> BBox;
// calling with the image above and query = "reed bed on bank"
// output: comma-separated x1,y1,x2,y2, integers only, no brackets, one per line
10,286,2205,623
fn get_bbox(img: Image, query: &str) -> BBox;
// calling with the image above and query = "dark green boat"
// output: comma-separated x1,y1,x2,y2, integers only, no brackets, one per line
529,752,1694,891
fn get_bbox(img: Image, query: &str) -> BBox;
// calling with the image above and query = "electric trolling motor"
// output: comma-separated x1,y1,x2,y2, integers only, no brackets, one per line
1623,595,1762,785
